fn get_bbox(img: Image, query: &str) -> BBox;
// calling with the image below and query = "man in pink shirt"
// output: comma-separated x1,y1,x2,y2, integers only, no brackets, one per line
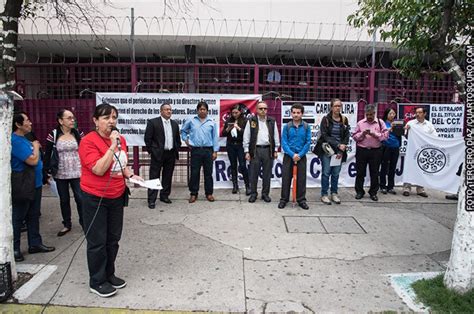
352,104,389,201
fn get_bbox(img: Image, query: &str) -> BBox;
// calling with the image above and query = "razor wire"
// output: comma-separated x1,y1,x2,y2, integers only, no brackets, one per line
15,15,447,72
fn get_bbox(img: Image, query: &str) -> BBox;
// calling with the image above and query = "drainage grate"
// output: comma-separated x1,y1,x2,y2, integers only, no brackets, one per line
283,216,366,234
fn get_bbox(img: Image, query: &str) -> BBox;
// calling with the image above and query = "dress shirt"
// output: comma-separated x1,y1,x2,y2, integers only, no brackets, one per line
352,118,388,148
257,118,270,145
243,116,281,153
406,119,437,136
282,122,311,157
181,116,220,152
162,117,173,150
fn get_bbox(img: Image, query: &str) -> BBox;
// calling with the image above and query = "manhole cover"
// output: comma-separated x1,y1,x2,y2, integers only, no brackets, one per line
284,216,366,234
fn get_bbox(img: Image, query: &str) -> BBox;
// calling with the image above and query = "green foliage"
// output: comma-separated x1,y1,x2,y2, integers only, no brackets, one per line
20,1,45,18
348,0,473,74
411,275,474,312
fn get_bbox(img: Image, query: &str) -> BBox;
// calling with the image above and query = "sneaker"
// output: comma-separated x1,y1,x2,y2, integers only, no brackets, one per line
108,275,127,289
90,282,117,297
321,195,331,205
331,194,341,204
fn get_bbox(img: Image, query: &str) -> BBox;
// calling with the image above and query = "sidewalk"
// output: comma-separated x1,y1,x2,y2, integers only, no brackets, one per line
6,186,457,312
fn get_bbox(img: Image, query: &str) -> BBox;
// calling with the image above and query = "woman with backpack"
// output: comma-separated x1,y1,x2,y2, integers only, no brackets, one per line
314,98,350,205
44,109,84,236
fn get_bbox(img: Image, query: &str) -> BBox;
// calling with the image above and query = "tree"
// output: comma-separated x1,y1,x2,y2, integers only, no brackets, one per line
348,0,473,293
1,0,199,281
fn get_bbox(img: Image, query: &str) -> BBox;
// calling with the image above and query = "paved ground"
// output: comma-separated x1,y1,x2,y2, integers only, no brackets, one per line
4,185,457,313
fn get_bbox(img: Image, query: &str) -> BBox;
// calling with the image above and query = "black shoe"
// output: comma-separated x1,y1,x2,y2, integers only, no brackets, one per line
21,223,27,233
278,201,287,209
445,194,458,200
298,202,309,210
417,192,428,198
355,193,364,200
387,189,397,195
57,227,71,237
380,188,387,194
160,198,172,204
403,191,410,196
108,275,127,289
28,244,55,254
248,195,257,203
370,195,378,201
14,250,24,262
148,202,156,209
232,182,238,194
90,282,117,298
262,195,271,203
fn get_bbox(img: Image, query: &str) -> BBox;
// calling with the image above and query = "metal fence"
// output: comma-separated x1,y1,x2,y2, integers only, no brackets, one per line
15,62,458,182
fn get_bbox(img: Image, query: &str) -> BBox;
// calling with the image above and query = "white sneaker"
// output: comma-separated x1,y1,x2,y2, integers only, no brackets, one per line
321,195,331,205
331,194,341,204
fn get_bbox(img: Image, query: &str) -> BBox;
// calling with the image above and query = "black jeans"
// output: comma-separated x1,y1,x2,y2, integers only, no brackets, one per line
148,149,176,203
280,154,307,203
56,178,83,229
189,147,214,196
226,143,249,183
82,190,124,288
355,147,382,196
379,146,400,190
249,146,273,197
12,187,43,251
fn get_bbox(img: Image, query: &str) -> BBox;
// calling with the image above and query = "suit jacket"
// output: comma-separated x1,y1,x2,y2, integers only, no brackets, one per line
144,116,181,160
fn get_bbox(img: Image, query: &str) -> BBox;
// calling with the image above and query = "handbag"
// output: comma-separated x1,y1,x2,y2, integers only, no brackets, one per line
123,186,131,207
11,164,36,202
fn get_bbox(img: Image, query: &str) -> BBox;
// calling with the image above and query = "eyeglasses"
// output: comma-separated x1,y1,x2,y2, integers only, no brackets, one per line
62,116,75,121
258,107,268,111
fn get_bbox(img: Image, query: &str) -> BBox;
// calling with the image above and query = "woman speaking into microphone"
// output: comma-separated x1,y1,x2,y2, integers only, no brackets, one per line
79,103,143,297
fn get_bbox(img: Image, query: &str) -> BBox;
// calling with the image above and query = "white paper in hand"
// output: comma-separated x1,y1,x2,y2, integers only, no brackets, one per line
330,155,342,167
129,177,163,190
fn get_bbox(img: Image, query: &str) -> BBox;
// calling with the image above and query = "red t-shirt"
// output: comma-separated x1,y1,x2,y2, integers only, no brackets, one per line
79,131,128,198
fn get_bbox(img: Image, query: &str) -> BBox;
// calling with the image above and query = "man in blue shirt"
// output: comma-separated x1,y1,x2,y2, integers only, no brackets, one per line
279,103,311,209
11,111,55,262
181,101,220,203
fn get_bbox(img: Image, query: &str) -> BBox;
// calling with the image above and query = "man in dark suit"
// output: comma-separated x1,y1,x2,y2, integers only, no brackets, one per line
144,103,181,208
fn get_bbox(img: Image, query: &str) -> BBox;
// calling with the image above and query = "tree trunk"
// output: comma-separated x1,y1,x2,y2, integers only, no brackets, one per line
0,0,22,281
0,93,16,281
444,168,474,293
443,54,466,100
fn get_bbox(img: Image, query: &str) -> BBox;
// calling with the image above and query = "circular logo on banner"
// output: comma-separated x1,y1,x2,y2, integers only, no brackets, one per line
416,148,447,173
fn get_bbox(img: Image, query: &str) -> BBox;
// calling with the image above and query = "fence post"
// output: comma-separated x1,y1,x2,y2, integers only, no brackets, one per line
130,62,140,176
254,64,259,94
368,68,375,105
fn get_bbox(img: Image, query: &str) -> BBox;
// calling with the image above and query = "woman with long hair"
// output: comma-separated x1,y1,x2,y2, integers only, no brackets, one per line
222,104,250,194
314,98,350,205
379,107,401,194
44,109,84,236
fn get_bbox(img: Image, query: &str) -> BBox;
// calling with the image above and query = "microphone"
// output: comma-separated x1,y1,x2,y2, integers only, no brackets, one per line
111,126,121,150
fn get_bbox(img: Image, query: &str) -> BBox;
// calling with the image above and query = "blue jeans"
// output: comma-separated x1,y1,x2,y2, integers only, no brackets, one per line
321,154,342,196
